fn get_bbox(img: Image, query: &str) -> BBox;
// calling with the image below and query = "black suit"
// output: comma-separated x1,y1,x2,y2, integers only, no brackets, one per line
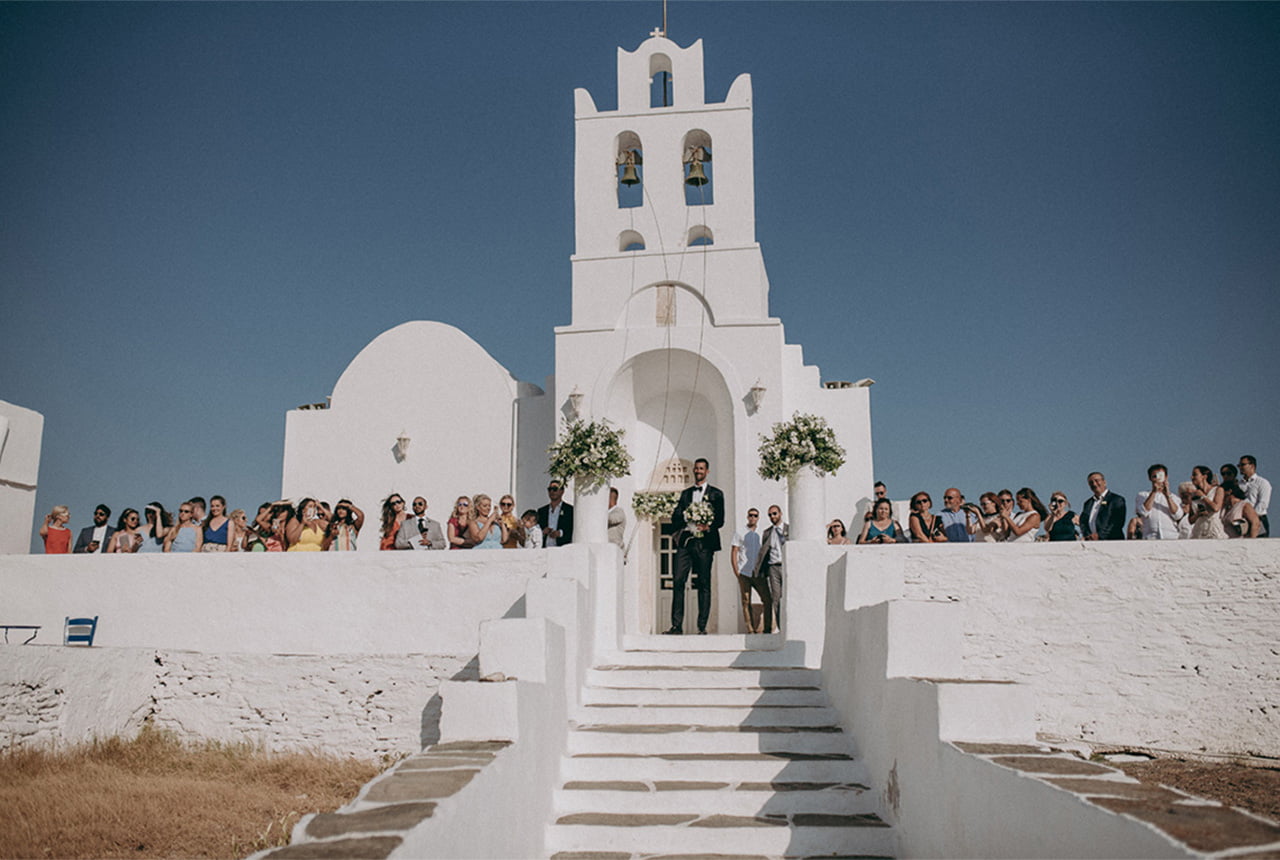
1080,491,1126,540
669,483,726,632
536,502,574,546
74,525,116,553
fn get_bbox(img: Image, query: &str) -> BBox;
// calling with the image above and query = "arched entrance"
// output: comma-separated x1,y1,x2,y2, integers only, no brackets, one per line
600,349,736,635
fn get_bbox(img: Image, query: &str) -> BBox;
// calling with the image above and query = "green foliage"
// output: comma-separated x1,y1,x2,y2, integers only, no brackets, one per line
547,418,633,493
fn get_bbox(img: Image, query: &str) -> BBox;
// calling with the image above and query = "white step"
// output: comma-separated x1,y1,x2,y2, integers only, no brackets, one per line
577,704,841,727
622,632,785,652
586,666,820,690
580,685,829,708
568,726,850,757
554,782,877,816
561,753,865,784
546,820,895,857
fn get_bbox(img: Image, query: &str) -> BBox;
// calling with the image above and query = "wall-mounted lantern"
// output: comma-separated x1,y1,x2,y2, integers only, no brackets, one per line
394,431,411,462
567,386,585,420
747,379,766,413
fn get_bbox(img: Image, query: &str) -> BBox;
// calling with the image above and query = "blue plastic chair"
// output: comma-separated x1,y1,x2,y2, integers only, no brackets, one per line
64,616,98,646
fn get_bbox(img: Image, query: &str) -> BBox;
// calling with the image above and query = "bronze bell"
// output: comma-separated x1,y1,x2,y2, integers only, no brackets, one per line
619,163,640,186
685,161,708,186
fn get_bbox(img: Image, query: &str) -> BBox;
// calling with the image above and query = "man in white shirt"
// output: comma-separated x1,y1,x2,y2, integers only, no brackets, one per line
1136,463,1181,540
730,508,765,633
607,487,626,550
1238,455,1271,538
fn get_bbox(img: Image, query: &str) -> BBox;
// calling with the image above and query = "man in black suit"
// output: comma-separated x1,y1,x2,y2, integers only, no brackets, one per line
665,458,726,635
1081,471,1126,540
537,480,574,547
73,504,116,553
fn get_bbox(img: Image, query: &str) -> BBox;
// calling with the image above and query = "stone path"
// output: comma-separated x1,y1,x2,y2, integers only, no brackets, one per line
546,635,895,859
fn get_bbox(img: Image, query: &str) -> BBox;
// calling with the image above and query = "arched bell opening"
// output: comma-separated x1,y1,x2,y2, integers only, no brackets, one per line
649,53,673,108
619,230,646,252
682,129,713,206
615,130,644,209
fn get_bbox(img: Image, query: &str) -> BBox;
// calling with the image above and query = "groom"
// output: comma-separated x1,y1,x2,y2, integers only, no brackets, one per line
665,457,726,635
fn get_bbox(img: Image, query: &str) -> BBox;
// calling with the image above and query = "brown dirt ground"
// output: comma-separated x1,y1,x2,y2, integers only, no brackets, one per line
1117,757,1280,823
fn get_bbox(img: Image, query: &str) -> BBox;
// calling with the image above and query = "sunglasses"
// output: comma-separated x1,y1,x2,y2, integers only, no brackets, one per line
500,501,513,507
458,502,470,508
392,499,404,505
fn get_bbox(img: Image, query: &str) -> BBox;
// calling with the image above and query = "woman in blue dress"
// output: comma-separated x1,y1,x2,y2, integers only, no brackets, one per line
467,494,509,549
857,499,904,544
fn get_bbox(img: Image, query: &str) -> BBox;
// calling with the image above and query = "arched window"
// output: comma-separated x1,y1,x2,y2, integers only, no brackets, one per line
682,129,713,206
616,131,643,209
649,53,673,108
687,225,713,247
619,230,645,252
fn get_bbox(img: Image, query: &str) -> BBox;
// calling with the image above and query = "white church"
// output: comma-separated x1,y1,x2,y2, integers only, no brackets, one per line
281,34,875,635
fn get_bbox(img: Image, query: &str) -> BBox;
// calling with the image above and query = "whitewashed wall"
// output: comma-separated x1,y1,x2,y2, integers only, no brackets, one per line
0,549,552,654
0,646,469,758
0,400,43,555
841,540,1280,757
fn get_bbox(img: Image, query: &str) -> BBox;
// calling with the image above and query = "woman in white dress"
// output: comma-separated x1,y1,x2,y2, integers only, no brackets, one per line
1188,465,1227,539
1001,488,1046,542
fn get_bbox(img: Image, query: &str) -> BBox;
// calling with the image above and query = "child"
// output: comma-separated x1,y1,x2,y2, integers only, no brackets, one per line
520,509,543,549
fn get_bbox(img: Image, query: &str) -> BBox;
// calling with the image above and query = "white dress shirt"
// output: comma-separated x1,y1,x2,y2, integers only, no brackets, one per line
1240,473,1271,516
1136,489,1181,539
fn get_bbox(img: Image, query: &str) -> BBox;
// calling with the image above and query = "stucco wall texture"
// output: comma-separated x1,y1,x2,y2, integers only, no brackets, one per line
850,540,1279,758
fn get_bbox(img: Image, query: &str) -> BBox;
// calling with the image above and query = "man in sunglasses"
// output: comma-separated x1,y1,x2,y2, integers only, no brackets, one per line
395,496,445,550
538,480,574,547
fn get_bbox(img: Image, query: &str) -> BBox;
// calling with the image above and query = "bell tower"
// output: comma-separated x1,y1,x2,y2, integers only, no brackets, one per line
567,35,769,329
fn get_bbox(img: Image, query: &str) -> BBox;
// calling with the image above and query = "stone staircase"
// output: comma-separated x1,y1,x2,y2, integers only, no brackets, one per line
546,635,896,859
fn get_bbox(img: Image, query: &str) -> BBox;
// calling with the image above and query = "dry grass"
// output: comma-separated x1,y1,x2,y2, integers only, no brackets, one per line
0,729,382,859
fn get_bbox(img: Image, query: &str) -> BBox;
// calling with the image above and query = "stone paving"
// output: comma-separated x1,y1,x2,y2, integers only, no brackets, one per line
954,742,1280,857
253,740,510,860
545,636,896,859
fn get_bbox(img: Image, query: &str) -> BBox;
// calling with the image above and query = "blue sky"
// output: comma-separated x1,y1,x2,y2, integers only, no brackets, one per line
3,2,1278,550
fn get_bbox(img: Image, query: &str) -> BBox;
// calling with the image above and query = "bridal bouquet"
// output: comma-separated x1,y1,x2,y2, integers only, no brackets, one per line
547,418,633,493
682,498,716,536
757,412,846,481
632,491,679,521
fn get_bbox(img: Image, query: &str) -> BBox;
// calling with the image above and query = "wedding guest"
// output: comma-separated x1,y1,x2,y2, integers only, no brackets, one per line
519,510,542,549
108,509,143,553
187,497,207,525
324,499,364,551
1001,488,1046,542
908,492,946,542
605,487,628,551
1174,482,1196,539
202,495,230,552
286,498,328,552
1219,463,1238,485
826,519,852,545
1188,466,1227,539
857,499,904,544
380,493,408,551
165,502,203,552
138,502,170,553
498,494,522,548
39,505,72,554
74,504,116,553
1043,492,1079,541
1221,481,1263,538
939,489,973,542
228,509,258,551
1238,455,1271,537
468,494,507,549
1135,465,1180,540
259,502,291,552
396,497,446,550
967,493,1006,542
448,496,474,549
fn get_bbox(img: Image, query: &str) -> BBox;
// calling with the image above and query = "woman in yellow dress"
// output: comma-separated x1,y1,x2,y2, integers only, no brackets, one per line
286,498,328,551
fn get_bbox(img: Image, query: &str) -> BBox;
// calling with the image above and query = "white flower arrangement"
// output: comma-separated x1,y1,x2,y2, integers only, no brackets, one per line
757,412,846,481
632,491,679,521
547,418,633,493
682,498,716,536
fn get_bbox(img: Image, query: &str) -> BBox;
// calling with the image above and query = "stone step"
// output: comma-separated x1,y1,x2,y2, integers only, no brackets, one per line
554,780,877,817
561,753,865,784
545,817,895,858
580,685,829,708
577,704,841,727
586,666,820,690
621,632,785,653
568,726,852,757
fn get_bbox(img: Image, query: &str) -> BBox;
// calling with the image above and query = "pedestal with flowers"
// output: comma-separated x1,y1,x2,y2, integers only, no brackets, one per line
757,413,846,541
548,418,633,544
